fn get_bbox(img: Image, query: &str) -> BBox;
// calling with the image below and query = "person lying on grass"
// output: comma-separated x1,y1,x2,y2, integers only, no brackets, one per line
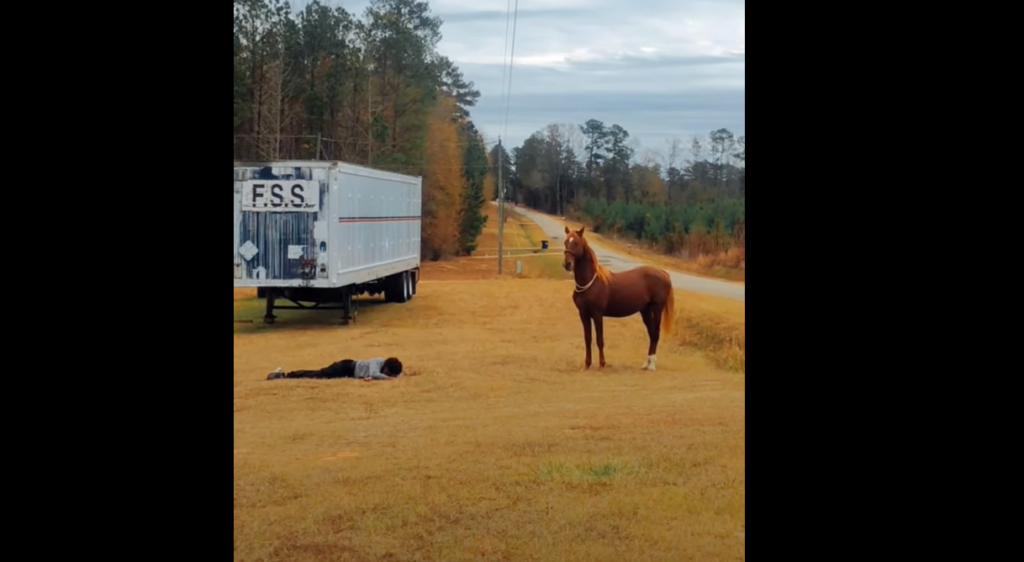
267,357,403,381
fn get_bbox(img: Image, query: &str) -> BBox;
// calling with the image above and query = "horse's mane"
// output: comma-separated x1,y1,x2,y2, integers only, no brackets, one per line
582,239,613,284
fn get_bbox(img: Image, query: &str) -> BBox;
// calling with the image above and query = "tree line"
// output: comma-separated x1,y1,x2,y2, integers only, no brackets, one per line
234,0,492,259
494,122,745,264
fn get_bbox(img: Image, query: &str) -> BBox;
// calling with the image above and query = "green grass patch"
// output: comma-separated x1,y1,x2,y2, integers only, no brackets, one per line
536,458,654,485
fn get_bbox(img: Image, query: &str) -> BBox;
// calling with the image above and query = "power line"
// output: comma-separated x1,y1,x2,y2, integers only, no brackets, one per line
496,0,519,275
502,0,520,144
499,0,513,133
496,0,513,274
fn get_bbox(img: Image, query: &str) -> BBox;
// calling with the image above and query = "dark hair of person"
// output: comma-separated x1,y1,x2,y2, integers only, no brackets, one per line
383,357,403,376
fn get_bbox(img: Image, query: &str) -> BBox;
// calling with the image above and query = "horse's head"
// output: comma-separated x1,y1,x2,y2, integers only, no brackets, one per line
563,226,586,271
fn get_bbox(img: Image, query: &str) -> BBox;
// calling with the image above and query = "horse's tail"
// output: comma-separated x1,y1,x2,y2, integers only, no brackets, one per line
661,275,676,336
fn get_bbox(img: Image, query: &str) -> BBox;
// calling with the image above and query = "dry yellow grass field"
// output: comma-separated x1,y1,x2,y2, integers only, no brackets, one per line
234,208,745,561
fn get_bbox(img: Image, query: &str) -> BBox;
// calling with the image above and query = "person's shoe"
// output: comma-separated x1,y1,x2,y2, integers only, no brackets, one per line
267,368,285,380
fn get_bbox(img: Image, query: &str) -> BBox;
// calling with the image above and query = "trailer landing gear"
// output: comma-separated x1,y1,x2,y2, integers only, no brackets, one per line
259,287,358,325
256,271,415,326
263,290,277,324
339,290,357,326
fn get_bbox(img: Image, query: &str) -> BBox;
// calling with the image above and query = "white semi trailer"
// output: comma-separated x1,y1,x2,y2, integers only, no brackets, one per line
233,160,422,324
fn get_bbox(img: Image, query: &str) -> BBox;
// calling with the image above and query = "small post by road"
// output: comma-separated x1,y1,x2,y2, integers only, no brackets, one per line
497,136,504,274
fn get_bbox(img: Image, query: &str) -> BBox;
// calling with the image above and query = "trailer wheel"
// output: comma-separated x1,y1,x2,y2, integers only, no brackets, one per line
405,271,414,301
399,271,410,302
386,272,409,303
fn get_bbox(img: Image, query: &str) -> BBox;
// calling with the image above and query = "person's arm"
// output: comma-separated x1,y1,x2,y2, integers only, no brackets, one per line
362,358,391,380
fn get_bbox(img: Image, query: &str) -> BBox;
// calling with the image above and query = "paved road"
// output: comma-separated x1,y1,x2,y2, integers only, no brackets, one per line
502,203,745,302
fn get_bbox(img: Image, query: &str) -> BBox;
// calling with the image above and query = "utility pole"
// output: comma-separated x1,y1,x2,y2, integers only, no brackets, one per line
497,137,504,274
367,69,372,166
556,143,562,216
315,133,322,161
556,173,561,216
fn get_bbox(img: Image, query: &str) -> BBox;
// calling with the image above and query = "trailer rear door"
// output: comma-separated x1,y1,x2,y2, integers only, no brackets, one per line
235,172,327,282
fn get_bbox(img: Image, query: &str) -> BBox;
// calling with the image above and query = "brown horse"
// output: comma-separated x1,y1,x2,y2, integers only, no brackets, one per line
563,226,675,371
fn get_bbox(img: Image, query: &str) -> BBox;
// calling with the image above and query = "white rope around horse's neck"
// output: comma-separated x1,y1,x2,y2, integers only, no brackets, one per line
575,272,598,293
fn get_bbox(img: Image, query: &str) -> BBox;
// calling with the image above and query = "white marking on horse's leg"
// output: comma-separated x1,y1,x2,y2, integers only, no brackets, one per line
641,355,651,369
647,355,657,371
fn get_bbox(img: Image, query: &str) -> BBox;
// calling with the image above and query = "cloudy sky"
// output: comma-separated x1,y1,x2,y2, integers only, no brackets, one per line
302,0,744,159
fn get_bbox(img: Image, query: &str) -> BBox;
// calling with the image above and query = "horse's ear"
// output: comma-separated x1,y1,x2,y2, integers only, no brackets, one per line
577,226,585,236
564,226,570,235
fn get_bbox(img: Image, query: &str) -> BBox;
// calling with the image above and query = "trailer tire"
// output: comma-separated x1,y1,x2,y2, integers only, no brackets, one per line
387,272,409,304
405,271,414,301
400,271,410,303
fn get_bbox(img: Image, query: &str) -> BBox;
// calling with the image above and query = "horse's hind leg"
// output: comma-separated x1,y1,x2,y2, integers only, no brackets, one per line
640,304,657,370
643,302,664,371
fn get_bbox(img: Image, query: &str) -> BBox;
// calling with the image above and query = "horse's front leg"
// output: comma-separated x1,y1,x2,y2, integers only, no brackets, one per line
593,313,606,369
579,310,592,370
